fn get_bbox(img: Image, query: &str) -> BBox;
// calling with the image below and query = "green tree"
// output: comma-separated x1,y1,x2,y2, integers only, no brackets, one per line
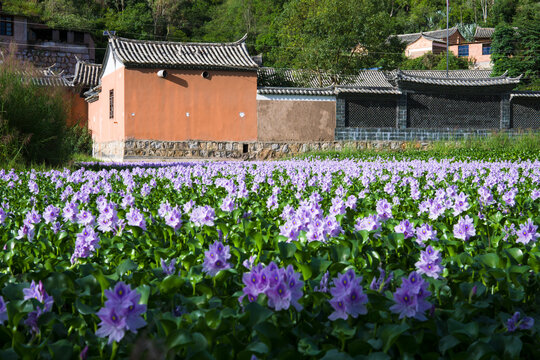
270,0,402,82
491,23,520,77
400,51,473,70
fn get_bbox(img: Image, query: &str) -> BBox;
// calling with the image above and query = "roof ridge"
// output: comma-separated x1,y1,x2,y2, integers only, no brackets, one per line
110,35,248,47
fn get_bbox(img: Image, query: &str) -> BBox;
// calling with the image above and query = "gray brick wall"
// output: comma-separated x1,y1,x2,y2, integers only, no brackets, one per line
334,128,534,141
336,98,346,127
396,93,407,129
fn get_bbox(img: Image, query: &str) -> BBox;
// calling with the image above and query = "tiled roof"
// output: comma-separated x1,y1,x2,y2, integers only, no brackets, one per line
334,86,401,95
474,27,495,39
510,91,540,98
16,68,72,87
394,27,459,45
389,70,493,79
391,69,521,86
71,59,101,87
108,35,258,70
257,87,334,96
84,85,101,103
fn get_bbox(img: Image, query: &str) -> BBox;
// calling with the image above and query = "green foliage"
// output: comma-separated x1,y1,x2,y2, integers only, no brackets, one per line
63,123,93,156
400,51,473,70
0,61,69,166
294,132,540,162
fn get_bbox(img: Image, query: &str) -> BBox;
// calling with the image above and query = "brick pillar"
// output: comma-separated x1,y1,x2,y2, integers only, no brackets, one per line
396,93,407,128
336,97,346,127
500,93,511,129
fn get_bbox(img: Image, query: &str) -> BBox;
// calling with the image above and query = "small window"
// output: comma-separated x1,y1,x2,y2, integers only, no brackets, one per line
109,90,114,119
74,31,84,43
482,43,492,55
458,45,469,57
0,16,13,36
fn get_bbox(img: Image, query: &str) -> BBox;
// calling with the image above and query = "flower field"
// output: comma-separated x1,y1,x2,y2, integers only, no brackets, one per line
0,159,539,359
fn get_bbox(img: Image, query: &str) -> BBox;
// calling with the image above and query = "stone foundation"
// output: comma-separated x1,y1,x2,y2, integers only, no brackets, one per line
92,130,538,161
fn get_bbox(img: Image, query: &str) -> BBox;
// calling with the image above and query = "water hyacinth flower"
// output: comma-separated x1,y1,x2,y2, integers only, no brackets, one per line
161,258,177,275
0,296,8,324
202,241,231,276
390,272,431,321
43,205,60,224
376,199,393,221
239,262,304,311
355,214,381,234
165,206,182,231
453,215,476,241
516,219,538,245
25,209,41,225
96,282,147,344
220,196,236,212
394,219,415,239
23,280,54,333
370,267,393,292
314,271,330,293
415,223,438,246
0,207,7,225
17,223,35,241
190,205,215,227
328,269,368,321
125,207,146,231
415,246,443,279
506,311,534,332
71,227,100,264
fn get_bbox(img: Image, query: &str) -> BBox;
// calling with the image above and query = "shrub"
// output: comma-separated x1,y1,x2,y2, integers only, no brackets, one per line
0,46,70,165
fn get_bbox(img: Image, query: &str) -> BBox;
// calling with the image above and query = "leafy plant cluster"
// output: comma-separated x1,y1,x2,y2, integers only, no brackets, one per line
0,159,539,359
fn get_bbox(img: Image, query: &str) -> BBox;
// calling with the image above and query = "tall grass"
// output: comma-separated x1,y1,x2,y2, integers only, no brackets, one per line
294,132,540,161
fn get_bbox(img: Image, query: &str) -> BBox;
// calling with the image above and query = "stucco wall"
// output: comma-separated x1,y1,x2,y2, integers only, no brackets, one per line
406,37,434,58
257,98,336,141
123,68,258,142
63,90,88,127
87,67,125,143
449,43,491,68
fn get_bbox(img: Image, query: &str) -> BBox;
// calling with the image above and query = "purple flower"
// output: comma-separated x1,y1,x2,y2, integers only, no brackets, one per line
239,262,303,311
369,267,393,292
16,223,35,241
161,258,177,275
328,269,368,321
77,210,95,227
0,296,8,324
190,205,215,227
43,205,60,224
23,280,54,333
389,272,431,321
25,209,41,225
415,223,438,246
314,271,330,293
355,214,381,234
165,207,182,231
507,311,534,332
453,215,476,241
415,246,443,279
220,196,236,212
394,219,415,239
202,241,231,277
97,282,147,344
452,192,469,216
71,227,100,264
0,208,7,225
126,207,146,231
376,199,393,221
62,202,79,222
516,219,538,245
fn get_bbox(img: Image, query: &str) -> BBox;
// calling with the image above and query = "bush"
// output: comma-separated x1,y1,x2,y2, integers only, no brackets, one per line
64,122,93,156
0,48,70,166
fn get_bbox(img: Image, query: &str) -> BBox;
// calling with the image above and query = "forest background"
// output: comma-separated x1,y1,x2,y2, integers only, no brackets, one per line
1,0,538,89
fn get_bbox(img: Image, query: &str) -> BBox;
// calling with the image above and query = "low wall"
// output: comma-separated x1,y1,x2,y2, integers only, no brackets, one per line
93,141,125,162
334,128,537,141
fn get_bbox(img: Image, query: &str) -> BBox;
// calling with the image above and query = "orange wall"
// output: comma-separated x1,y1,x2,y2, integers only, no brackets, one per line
87,68,125,142
123,68,257,142
406,37,434,58
64,91,88,127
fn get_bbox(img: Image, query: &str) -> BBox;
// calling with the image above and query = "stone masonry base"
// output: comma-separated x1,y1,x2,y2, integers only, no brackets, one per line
92,129,538,162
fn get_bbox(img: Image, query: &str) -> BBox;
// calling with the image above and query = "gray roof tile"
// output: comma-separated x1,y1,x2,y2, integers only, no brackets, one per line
258,87,334,96
474,27,495,39
71,59,101,87
391,69,521,86
109,35,258,70
394,27,459,45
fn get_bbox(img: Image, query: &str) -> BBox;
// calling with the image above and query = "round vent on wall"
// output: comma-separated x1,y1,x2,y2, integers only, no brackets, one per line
201,71,210,79
157,70,167,78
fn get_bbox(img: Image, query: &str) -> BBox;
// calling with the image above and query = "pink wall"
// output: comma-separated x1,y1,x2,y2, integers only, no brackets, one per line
449,43,491,68
87,68,125,143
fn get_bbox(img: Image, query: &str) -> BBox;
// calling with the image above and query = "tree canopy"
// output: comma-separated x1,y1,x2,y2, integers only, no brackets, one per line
0,0,537,85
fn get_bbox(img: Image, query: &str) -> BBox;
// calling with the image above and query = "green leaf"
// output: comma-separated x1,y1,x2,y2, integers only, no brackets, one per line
278,242,297,258
159,275,185,295
503,335,522,359
116,259,138,276
439,335,460,354
246,341,269,355
167,329,192,350
75,298,95,315
244,302,273,327
297,263,313,280
298,337,322,356
478,253,500,268
321,349,353,360
380,323,409,353
48,340,73,360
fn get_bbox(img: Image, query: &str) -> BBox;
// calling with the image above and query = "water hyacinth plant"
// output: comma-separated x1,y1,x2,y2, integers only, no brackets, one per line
0,158,538,358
